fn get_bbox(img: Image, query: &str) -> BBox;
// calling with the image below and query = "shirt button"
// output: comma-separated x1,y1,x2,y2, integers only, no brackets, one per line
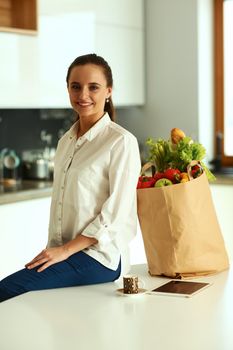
61,186,64,190
69,136,72,140
58,217,61,221
59,202,62,205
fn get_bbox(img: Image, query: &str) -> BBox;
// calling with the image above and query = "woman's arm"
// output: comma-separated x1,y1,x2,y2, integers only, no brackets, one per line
25,235,97,272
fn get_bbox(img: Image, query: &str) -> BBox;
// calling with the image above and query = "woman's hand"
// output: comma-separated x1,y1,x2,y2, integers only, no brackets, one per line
25,246,70,272
25,235,97,272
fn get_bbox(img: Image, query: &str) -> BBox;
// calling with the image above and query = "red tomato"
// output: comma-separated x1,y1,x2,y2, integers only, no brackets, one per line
164,168,181,183
154,172,165,182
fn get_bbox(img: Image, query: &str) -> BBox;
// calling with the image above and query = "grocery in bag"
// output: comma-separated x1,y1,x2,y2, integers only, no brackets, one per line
137,128,229,278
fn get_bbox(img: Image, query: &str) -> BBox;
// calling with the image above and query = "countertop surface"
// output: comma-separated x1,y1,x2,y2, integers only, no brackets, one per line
0,180,53,205
0,263,232,350
0,172,233,206
213,173,233,185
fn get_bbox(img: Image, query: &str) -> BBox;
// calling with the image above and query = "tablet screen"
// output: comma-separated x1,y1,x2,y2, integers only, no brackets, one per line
151,280,210,297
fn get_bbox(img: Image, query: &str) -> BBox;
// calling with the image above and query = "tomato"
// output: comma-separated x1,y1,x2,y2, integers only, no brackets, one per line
164,168,181,183
154,172,165,182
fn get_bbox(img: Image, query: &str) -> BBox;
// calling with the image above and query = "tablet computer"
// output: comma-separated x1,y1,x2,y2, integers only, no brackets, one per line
149,280,211,298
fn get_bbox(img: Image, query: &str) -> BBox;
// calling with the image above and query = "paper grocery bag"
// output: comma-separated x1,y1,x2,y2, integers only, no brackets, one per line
137,172,229,278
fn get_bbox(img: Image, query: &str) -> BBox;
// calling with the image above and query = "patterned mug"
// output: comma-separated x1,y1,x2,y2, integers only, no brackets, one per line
123,275,145,294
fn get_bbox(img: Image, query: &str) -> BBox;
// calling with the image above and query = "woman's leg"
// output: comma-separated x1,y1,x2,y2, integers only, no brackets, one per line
0,251,121,303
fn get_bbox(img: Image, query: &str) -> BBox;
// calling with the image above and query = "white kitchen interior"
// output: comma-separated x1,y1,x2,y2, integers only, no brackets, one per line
0,1,233,349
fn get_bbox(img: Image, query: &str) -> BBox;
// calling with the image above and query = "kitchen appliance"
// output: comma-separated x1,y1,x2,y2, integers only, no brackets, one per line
22,149,55,180
23,158,50,180
0,148,21,185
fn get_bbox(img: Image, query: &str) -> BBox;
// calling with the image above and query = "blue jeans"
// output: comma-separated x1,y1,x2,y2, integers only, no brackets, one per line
0,251,121,303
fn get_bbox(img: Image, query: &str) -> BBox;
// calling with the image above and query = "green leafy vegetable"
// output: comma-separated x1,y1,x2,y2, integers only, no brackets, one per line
146,134,216,182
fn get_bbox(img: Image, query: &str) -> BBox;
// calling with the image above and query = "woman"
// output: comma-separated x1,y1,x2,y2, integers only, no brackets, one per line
0,53,141,302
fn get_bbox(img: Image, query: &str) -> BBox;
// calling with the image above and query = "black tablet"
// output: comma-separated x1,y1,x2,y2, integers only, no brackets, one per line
149,280,211,298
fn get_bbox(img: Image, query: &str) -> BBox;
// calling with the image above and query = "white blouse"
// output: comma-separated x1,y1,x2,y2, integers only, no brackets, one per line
47,113,141,273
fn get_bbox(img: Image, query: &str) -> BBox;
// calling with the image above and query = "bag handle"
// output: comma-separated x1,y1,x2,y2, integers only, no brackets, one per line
187,160,202,180
141,162,155,176
141,160,202,179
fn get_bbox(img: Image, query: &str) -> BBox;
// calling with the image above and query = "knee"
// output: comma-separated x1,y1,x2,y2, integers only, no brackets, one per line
0,271,28,302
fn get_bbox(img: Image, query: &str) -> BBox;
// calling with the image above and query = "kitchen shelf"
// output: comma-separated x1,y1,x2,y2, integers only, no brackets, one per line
0,0,37,34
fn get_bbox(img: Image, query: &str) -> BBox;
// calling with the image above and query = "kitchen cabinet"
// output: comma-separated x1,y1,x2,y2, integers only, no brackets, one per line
210,184,233,261
34,13,95,107
0,197,50,279
39,0,143,28
0,0,37,34
0,0,144,108
0,13,95,108
96,24,144,106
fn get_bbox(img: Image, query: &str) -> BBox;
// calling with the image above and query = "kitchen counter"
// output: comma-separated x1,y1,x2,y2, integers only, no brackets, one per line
0,263,232,350
0,180,53,205
213,173,233,185
0,173,232,206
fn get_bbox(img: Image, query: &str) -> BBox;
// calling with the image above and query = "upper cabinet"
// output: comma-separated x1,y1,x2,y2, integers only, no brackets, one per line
0,0,145,108
0,0,37,34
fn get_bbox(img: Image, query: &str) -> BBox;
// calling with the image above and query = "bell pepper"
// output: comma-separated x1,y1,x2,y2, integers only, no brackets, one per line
137,176,156,189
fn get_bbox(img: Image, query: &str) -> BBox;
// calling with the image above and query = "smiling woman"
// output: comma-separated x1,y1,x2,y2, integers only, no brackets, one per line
66,54,115,123
0,53,141,303
67,64,112,137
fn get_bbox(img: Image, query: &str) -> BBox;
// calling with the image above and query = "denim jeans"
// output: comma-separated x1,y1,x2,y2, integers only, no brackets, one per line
0,251,121,303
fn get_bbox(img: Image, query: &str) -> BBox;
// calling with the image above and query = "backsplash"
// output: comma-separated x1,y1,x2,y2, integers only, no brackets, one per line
0,109,75,155
0,107,146,163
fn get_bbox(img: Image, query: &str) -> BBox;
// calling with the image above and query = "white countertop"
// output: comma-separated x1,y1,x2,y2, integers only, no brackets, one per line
0,263,232,350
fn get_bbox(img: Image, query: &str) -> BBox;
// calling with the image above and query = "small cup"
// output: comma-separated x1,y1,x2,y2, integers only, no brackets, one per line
123,275,145,294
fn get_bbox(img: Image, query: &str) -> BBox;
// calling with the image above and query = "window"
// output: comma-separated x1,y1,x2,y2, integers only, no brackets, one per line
214,0,233,168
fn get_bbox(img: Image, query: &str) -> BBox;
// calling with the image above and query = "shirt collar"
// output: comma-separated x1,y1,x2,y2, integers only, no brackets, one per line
68,113,111,142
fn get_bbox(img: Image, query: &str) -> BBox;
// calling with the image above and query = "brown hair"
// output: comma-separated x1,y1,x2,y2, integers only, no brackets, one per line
66,53,115,122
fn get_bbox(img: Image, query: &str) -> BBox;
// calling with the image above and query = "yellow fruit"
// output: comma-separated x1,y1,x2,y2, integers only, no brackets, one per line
180,178,189,183
171,128,186,144
180,172,189,179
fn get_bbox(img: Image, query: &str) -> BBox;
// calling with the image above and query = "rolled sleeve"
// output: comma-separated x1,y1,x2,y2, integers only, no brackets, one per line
81,217,111,246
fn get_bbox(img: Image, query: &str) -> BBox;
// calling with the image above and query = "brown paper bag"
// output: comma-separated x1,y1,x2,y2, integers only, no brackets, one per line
137,166,229,278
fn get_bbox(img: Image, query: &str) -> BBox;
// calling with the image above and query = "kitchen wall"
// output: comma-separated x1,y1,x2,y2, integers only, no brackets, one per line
141,0,214,164
107,0,215,165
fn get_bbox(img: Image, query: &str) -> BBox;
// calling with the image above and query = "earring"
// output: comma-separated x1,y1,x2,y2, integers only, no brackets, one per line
106,98,109,103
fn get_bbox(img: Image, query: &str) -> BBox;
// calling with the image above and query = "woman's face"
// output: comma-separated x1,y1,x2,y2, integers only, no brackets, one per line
67,63,112,120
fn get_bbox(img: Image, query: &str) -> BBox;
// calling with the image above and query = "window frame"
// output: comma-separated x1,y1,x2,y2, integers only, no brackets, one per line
214,0,233,166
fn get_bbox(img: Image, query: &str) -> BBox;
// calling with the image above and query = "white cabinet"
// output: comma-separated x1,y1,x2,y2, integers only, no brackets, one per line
36,13,95,107
96,24,144,106
0,13,95,108
210,184,233,261
0,32,37,108
0,0,144,108
39,0,143,28
0,197,51,279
